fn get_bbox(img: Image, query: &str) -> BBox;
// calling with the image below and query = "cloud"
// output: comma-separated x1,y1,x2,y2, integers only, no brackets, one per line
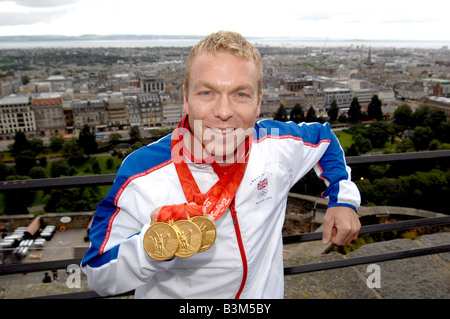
381,18,437,24
0,0,81,8
0,0,81,27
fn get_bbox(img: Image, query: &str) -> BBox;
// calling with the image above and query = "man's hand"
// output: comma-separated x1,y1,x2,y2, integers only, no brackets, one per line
322,206,361,246
150,207,161,221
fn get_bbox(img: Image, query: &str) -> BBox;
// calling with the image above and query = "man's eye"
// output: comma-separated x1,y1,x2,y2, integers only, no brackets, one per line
202,91,211,96
237,93,246,98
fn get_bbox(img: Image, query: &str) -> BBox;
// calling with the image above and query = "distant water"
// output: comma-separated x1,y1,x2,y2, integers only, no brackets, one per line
0,37,449,49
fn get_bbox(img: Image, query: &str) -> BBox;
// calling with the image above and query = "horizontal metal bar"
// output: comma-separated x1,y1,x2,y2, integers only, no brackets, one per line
282,216,450,245
358,216,450,236
2,217,448,275
284,244,450,275
30,290,103,299
0,150,448,192
0,174,116,191
29,289,135,300
29,244,450,298
345,149,450,165
0,258,82,275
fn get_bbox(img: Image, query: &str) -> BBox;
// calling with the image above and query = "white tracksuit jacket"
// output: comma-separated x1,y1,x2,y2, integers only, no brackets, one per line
81,119,360,299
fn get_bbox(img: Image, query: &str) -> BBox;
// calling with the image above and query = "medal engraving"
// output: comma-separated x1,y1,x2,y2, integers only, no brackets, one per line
143,222,179,261
191,215,216,252
173,219,202,258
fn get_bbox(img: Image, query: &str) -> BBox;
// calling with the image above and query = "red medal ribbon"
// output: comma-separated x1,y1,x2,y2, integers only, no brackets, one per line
157,115,251,223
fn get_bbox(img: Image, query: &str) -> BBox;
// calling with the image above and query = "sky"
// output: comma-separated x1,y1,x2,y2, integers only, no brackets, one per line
0,0,449,41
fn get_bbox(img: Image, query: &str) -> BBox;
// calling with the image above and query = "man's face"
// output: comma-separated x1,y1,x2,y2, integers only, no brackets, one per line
183,51,261,164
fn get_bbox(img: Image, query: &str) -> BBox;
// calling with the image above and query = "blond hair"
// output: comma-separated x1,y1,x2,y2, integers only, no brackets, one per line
184,30,263,93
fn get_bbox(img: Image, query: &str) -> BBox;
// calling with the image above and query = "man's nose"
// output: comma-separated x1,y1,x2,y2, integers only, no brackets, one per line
214,95,234,120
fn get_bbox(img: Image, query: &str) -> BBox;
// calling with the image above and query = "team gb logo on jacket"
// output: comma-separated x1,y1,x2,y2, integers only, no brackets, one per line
256,177,272,204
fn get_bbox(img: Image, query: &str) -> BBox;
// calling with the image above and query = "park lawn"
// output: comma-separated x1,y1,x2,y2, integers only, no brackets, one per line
334,130,353,149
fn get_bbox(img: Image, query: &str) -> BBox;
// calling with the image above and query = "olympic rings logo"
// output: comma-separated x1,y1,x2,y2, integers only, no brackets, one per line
257,189,268,198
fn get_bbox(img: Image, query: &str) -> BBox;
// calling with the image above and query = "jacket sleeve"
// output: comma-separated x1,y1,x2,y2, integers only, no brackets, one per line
255,120,360,212
81,148,175,296
313,123,361,211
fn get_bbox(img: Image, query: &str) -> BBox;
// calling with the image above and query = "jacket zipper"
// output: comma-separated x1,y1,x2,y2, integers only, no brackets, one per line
230,201,247,299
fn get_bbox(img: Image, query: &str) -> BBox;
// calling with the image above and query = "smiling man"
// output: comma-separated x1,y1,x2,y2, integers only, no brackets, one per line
82,31,361,299
183,37,262,164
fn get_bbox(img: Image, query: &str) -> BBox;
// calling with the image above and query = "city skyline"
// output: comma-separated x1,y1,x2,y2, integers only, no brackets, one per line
0,0,449,42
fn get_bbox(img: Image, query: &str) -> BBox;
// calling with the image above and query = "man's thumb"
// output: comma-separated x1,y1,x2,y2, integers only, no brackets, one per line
322,222,332,245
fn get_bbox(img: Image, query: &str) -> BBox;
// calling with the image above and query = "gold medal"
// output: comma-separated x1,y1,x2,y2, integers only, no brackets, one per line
191,215,216,252
172,219,202,258
143,221,179,261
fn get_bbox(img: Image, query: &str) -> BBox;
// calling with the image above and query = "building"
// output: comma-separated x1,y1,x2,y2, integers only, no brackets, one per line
424,96,450,118
140,70,165,94
259,96,281,119
282,78,313,92
0,95,36,138
323,87,354,109
32,93,65,137
352,88,378,107
71,99,106,132
138,93,163,127
99,92,129,128
125,96,140,127
46,75,72,93
163,102,184,126
0,78,21,98
301,86,326,111
377,88,396,105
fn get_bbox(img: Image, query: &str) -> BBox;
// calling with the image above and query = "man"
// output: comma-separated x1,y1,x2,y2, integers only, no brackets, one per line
82,31,361,298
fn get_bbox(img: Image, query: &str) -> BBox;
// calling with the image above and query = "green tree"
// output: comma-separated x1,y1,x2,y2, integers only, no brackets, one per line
63,137,85,166
290,103,304,124
50,158,72,177
12,130,30,155
43,187,103,212
78,124,98,157
92,158,101,174
50,136,65,152
4,175,34,215
0,162,11,181
364,121,391,148
348,97,361,123
436,120,450,143
129,126,141,144
29,138,44,155
427,108,446,132
411,126,432,150
354,134,372,154
410,104,445,131
109,133,122,145
14,149,36,176
367,95,383,121
106,157,114,170
327,100,339,123
29,166,48,179
21,75,30,85
274,104,288,122
305,106,318,122
393,104,413,127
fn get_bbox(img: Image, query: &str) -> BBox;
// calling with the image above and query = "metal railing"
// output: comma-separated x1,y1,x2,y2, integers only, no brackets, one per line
0,149,449,298
1,215,449,299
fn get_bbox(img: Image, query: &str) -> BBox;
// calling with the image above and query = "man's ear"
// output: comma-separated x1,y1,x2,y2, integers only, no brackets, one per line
183,84,189,114
256,90,262,117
